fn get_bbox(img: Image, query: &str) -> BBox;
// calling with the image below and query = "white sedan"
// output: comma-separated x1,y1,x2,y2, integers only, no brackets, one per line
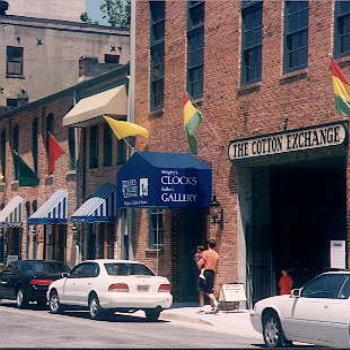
47,259,173,321
251,271,350,348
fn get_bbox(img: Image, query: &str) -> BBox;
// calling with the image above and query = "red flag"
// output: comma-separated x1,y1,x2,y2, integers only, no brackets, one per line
48,133,64,174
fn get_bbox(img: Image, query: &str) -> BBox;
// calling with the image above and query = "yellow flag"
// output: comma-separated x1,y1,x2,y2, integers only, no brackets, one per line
103,116,149,139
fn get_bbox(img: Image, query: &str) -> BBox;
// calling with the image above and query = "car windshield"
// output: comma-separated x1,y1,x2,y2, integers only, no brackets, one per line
17,261,70,276
104,263,155,276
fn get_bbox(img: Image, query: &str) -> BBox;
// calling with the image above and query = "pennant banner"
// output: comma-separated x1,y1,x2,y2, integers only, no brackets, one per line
12,150,39,186
48,133,64,174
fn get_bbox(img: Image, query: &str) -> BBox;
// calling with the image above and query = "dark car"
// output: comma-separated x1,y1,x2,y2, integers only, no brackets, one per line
0,260,70,308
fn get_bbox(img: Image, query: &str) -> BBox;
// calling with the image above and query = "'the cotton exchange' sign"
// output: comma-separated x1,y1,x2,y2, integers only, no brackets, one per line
228,123,347,161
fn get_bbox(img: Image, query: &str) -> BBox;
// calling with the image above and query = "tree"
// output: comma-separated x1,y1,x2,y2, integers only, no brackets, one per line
100,0,131,29
80,11,99,25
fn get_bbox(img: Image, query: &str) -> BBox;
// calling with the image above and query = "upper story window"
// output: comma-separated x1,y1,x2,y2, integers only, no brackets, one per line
241,1,263,85
187,1,204,99
335,1,350,58
150,1,165,111
0,130,6,180
104,54,120,64
46,113,54,148
6,98,28,108
116,139,126,165
32,118,38,174
7,46,23,76
68,128,76,170
89,125,99,169
103,123,112,167
148,208,164,249
284,1,309,73
12,125,19,180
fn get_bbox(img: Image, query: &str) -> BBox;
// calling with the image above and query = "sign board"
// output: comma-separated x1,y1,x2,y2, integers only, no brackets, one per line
228,122,347,161
6,255,18,266
330,240,346,269
219,283,247,302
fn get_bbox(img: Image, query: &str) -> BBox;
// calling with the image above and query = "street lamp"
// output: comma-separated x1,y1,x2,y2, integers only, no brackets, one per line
209,196,224,228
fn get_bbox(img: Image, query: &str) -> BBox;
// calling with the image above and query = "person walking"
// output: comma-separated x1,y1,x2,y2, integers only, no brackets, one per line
278,269,293,295
194,245,206,314
198,239,220,313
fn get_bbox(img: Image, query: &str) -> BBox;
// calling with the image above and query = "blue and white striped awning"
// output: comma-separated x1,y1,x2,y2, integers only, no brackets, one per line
0,195,24,227
27,189,68,225
70,183,117,223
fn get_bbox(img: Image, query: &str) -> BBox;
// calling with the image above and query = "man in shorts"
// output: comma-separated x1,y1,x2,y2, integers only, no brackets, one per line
198,239,220,313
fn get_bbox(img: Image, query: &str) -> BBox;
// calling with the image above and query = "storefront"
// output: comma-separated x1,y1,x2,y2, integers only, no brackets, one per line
70,183,118,263
27,189,68,263
229,122,348,304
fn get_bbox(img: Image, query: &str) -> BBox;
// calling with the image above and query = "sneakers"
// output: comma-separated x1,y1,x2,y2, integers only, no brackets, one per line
211,302,219,314
199,273,205,280
197,307,205,315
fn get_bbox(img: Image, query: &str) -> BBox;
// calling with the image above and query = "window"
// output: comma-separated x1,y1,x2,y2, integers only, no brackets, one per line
241,1,263,84
12,125,19,180
335,1,350,58
105,263,154,276
149,208,164,249
150,1,165,110
187,1,204,99
89,125,99,169
32,118,38,174
284,1,309,73
116,139,126,165
104,54,120,64
46,113,54,149
103,123,112,167
69,263,99,278
0,130,6,180
7,46,23,76
68,128,76,170
6,98,28,108
301,274,345,299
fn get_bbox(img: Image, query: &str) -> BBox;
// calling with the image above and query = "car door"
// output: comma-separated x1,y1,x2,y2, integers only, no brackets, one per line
75,263,100,305
327,274,350,348
284,274,344,346
62,264,87,305
0,268,13,299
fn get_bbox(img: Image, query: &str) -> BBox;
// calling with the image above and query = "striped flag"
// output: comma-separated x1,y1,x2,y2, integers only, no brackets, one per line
331,59,350,116
183,92,203,154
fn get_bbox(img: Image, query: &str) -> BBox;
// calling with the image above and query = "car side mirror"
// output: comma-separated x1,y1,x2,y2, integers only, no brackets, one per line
291,288,302,298
61,272,70,278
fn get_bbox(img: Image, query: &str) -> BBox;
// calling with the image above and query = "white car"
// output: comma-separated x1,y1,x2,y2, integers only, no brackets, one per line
47,259,173,321
251,271,350,348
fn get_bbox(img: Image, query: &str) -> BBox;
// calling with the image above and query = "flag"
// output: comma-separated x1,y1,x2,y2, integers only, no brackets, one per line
103,116,149,140
183,92,203,153
331,59,350,116
48,133,64,174
12,150,39,186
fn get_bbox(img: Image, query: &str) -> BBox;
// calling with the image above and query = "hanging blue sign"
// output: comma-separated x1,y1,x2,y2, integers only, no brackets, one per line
116,152,212,208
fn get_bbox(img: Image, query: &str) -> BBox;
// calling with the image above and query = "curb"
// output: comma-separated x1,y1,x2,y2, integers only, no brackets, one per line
161,312,214,326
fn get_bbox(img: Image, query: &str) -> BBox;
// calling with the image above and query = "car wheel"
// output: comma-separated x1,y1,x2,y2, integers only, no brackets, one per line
145,309,161,322
49,291,63,314
263,313,290,348
88,295,105,321
16,289,28,309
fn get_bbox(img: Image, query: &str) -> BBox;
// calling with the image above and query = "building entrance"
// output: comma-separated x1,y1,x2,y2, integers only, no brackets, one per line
247,156,346,303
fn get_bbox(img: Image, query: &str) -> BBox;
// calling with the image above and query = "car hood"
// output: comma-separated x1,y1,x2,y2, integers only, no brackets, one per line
255,294,291,308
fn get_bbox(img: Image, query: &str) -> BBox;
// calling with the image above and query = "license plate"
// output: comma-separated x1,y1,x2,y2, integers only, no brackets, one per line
137,285,149,292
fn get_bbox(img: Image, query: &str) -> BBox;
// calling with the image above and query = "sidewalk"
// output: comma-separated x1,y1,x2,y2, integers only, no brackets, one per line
161,304,263,340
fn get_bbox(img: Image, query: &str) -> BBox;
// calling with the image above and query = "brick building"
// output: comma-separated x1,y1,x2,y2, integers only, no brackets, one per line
133,0,350,303
0,64,129,269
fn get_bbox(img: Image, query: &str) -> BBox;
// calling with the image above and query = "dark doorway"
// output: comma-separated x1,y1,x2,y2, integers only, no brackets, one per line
174,208,207,302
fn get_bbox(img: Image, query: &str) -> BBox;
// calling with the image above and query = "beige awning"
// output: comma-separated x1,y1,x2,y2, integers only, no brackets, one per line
63,85,127,127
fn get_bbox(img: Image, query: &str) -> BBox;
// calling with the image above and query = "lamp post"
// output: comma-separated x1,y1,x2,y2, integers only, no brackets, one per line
209,196,224,229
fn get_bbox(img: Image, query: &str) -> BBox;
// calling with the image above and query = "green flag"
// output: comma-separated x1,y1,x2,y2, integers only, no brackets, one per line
12,150,39,186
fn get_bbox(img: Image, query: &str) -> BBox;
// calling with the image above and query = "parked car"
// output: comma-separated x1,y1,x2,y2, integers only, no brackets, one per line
47,259,173,321
250,271,350,348
0,260,70,308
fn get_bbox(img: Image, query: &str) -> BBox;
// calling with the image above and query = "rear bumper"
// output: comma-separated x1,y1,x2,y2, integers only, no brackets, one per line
99,292,173,310
27,287,48,301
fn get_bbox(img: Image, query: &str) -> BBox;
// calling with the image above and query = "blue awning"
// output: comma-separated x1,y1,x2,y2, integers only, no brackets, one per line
0,195,24,227
70,183,117,223
27,189,68,225
116,152,212,208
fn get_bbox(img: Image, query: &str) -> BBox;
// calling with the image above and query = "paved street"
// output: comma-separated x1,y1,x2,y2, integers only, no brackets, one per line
0,302,262,348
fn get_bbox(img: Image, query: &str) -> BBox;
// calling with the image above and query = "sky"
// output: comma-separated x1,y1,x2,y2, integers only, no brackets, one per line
86,0,108,25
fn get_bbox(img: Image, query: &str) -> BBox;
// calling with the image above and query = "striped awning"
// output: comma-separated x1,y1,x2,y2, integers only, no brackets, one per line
27,189,68,225
0,195,24,227
70,183,117,223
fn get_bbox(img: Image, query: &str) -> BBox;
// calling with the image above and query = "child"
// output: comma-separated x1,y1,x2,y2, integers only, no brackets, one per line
194,245,206,280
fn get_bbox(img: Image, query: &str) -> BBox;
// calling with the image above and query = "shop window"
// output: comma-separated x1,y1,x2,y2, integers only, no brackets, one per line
0,130,6,180
187,1,204,99
335,1,350,58
89,125,99,169
46,113,54,149
103,123,112,167
32,118,38,174
7,46,23,76
148,208,164,249
68,128,76,170
12,125,19,180
284,1,309,73
116,139,126,165
104,54,120,64
150,1,165,110
241,1,263,85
